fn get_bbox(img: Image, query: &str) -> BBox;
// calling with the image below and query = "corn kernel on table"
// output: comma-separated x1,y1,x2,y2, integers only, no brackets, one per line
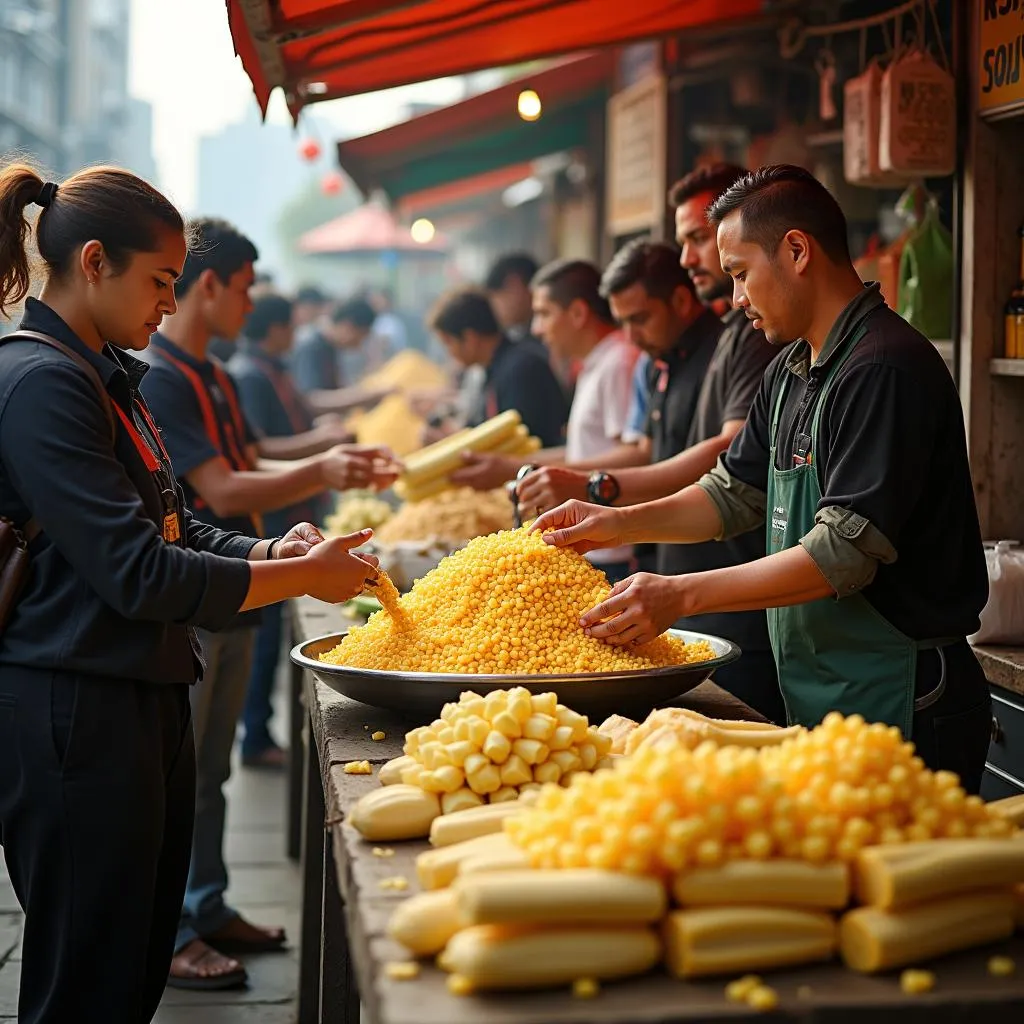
289,596,1024,1024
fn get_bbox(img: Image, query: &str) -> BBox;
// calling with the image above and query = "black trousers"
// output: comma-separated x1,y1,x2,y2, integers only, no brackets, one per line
911,639,992,796
0,669,195,1023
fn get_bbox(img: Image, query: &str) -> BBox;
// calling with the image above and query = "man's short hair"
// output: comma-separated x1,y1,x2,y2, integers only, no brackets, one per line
245,294,293,342
599,239,694,302
668,162,748,208
428,288,500,338
484,253,540,292
295,284,327,305
707,164,851,265
177,217,259,298
531,259,612,323
330,297,376,329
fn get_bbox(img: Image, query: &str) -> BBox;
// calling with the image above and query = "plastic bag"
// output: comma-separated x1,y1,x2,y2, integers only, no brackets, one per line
879,48,956,177
969,542,1024,646
898,200,953,339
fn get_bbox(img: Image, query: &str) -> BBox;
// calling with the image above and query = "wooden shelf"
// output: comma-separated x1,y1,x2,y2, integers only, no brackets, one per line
991,359,1024,376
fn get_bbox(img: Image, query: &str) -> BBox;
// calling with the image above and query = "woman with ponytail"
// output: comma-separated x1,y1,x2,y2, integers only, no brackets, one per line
0,163,380,1022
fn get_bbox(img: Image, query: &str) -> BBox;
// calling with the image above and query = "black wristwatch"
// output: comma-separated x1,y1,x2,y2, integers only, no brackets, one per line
586,471,620,506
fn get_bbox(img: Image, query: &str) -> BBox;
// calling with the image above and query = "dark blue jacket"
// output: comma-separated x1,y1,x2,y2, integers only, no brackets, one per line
0,299,256,685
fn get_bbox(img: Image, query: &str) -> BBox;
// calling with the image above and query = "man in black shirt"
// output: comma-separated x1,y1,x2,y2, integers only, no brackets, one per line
517,170,786,721
533,166,991,792
428,288,568,449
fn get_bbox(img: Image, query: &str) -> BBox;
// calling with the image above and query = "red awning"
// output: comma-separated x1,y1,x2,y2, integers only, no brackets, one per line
397,162,536,218
226,0,763,115
297,203,448,255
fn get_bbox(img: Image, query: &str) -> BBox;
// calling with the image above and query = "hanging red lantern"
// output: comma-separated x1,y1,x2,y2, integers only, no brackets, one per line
320,172,344,196
298,138,321,162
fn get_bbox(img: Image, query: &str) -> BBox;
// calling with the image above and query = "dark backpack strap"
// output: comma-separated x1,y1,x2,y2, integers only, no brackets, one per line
5,330,116,442
1,330,119,543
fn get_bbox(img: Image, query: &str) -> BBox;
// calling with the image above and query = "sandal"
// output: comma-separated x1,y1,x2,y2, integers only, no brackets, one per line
205,914,287,954
166,939,248,991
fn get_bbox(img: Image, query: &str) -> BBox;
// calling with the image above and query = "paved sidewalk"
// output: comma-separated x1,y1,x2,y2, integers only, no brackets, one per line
0,747,300,1023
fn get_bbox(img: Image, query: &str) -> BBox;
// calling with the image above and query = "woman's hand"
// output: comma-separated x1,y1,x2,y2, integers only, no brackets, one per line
302,531,380,604
530,499,629,554
275,522,325,559
579,573,687,647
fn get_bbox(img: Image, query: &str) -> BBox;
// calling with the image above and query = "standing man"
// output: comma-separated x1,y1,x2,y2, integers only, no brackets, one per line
533,166,991,791
428,287,568,449
228,293,344,769
142,218,397,989
453,260,641,581
290,296,393,416
517,166,786,721
484,252,543,348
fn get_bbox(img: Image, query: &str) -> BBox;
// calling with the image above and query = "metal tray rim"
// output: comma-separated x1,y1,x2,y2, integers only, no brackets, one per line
290,628,740,685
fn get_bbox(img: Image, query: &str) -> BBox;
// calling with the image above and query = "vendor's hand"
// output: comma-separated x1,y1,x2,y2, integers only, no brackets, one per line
275,522,325,559
303,531,380,604
321,446,402,491
579,573,685,647
530,499,627,555
450,451,520,491
516,467,588,519
315,419,356,446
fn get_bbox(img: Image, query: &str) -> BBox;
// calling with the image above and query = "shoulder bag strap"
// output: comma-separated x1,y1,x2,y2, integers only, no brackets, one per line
1,330,118,542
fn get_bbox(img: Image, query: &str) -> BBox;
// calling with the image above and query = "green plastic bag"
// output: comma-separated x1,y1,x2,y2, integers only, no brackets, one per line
897,200,953,340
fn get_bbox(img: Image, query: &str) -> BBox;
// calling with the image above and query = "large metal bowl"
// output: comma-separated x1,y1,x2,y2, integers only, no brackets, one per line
290,630,740,720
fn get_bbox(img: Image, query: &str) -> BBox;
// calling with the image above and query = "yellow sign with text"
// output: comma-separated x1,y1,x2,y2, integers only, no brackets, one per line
979,1,1024,117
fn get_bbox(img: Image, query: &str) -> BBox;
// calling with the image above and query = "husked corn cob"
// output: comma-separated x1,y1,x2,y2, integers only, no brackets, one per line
672,860,850,910
401,411,522,487
453,869,667,926
839,891,1015,973
379,755,417,786
598,714,639,755
624,706,798,755
417,833,517,890
429,799,526,846
387,889,465,957
440,924,661,991
349,785,441,841
663,907,837,978
989,794,1024,828
322,528,711,675
854,839,1024,909
457,846,532,878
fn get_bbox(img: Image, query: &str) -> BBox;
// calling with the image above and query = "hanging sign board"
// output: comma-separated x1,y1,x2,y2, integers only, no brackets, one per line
606,74,667,237
978,1,1024,119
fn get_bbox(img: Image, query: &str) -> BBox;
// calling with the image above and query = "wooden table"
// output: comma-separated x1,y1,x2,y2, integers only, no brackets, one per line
290,596,1024,1024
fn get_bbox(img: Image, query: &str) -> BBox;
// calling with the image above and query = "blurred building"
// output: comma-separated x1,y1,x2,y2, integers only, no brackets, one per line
0,0,65,172
0,0,156,179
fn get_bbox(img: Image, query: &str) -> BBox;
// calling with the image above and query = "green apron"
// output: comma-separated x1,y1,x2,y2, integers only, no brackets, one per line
765,328,947,735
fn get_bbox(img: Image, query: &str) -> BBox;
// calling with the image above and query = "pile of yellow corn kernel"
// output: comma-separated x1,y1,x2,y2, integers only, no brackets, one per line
321,527,713,674
506,713,1016,877
373,487,513,547
323,490,393,538
400,688,614,811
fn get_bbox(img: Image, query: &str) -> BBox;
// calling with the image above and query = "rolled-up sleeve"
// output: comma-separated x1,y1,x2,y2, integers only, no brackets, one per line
697,457,767,539
0,364,252,631
799,507,897,596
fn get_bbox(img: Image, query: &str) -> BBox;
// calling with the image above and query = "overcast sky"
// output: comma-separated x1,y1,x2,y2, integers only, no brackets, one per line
128,0,463,209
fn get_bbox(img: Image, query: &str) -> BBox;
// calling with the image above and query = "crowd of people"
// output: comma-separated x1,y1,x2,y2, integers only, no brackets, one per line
0,152,993,1023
